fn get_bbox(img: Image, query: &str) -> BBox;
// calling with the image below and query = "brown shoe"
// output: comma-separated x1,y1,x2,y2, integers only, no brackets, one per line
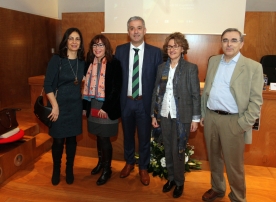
202,189,225,202
139,169,150,186
120,163,134,178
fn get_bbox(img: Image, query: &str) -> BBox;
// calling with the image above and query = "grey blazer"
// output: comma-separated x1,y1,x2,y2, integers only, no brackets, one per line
151,58,201,123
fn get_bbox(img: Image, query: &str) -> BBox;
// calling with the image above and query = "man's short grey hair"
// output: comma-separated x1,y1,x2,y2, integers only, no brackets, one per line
127,16,146,30
221,28,244,42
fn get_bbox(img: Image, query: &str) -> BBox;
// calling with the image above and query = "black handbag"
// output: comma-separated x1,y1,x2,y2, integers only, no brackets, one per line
34,58,62,128
34,94,53,127
0,108,21,136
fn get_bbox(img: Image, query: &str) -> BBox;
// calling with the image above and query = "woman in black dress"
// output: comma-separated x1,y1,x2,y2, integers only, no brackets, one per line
83,34,122,185
44,28,85,185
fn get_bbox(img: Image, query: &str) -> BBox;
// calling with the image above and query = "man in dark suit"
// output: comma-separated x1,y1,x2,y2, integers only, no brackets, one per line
115,16,163,186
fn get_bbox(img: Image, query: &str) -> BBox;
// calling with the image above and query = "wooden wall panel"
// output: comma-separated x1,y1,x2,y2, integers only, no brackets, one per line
0,7,61,109
243,12,276,62
62,13,105,54
244,96,276,167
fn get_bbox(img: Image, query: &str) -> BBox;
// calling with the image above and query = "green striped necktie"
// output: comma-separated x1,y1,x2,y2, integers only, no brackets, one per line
132,48,139,99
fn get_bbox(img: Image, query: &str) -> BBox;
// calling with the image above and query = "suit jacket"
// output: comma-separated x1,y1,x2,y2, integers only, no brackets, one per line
151,58,201,123
115,42,163,115
83,57,122,120
201,54,263,144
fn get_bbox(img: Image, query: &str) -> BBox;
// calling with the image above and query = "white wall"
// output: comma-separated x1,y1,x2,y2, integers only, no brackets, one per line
246,0,276,11
0,0,58,19
0,0,104,19
58,0,104,19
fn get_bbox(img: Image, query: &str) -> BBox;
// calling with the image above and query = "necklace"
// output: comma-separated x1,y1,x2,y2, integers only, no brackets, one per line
67,58,79,85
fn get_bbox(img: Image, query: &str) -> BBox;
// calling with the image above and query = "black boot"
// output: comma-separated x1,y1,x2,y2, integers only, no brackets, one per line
51,138,64,186
65,137,77,184
96,147,112,186
91,137,103,175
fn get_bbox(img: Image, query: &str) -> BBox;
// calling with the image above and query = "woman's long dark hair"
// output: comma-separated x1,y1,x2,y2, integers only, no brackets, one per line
87,34,113,64
58,27,85,60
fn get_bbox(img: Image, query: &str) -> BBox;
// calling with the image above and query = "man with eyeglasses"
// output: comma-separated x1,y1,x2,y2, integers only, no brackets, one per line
200,28,263,202
115,16,163,186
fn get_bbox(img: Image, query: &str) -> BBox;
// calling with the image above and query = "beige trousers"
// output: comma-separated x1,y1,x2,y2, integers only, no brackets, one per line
204,109,246,202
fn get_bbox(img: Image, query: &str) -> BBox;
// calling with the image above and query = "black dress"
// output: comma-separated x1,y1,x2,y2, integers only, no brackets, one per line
44,55,85,138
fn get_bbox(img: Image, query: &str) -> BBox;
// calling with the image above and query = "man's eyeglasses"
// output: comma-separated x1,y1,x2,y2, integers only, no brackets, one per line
68,37,81,42
93,43,105,48
167,45,180,50
222,38,240,43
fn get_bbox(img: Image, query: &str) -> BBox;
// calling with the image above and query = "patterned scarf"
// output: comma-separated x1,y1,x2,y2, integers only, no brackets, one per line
155,58,188,160
83,57,106,101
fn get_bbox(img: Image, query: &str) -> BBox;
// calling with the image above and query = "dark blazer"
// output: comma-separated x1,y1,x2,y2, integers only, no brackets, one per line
151,58,201,123
83,57,122,120
115,42,163,115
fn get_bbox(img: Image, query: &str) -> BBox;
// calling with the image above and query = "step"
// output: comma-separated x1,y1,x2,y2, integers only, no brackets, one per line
19,122,39,136
33,133,52,160
0,105,54,184
0,135,36,184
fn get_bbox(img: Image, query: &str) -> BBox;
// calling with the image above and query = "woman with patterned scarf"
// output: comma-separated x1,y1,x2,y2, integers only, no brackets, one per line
151,32,201,198
83,34,122,185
